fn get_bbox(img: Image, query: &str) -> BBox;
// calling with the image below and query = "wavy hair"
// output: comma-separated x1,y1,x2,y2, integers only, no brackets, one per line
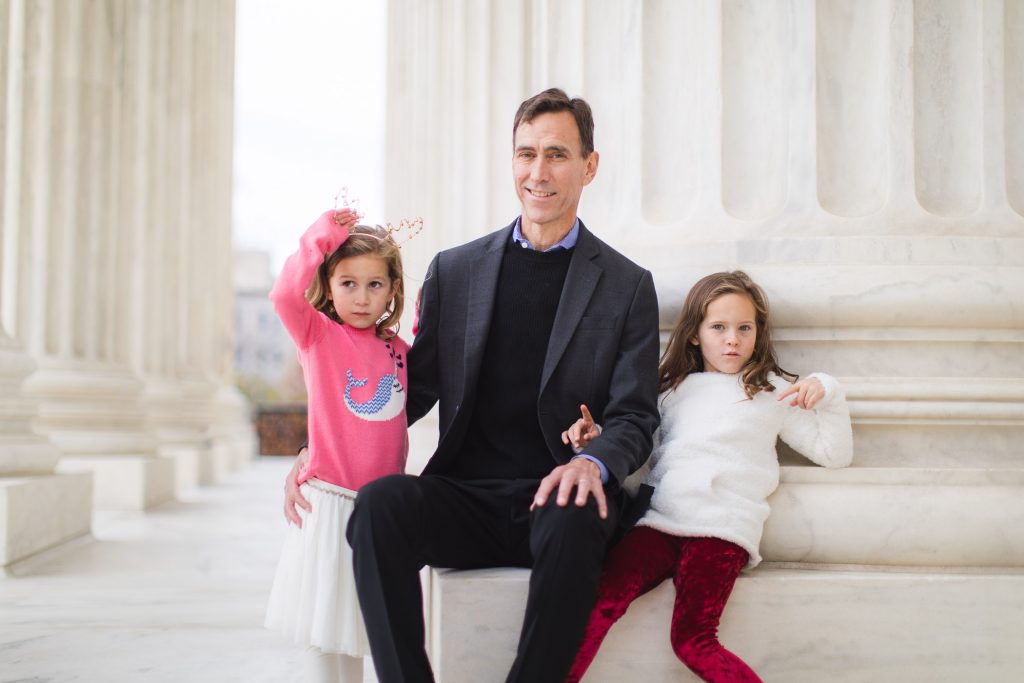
658,271,795,398
305,224,405,340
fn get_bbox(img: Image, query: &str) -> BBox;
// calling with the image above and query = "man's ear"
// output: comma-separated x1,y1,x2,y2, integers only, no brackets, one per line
581,150,600,186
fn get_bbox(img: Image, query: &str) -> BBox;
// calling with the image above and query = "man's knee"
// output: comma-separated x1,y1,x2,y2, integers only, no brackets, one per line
347,474,420,545
531,497,615,554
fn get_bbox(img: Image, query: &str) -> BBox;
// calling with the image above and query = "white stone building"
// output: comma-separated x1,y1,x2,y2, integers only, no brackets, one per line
1,0,1021,680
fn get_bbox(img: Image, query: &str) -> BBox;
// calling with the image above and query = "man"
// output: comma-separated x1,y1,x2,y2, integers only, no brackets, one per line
286,88,659,682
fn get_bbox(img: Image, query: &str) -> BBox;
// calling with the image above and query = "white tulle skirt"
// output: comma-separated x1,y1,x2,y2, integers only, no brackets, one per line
265,478,369,656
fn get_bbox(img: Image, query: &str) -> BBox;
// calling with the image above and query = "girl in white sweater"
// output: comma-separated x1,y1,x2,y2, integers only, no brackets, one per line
564,271,853,683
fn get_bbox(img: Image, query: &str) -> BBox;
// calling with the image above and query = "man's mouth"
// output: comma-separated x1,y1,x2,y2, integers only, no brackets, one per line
527,188,555,198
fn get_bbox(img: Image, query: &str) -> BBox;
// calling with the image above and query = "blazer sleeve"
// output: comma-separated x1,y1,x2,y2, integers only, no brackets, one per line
778,372,854,468
405,253,441,424
269,211,348,350
582,270,661,486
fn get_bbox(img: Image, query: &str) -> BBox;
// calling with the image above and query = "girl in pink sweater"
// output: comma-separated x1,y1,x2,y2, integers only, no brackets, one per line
265,208,410,683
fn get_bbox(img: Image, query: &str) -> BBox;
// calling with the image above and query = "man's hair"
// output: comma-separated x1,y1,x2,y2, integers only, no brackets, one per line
512,88,595,157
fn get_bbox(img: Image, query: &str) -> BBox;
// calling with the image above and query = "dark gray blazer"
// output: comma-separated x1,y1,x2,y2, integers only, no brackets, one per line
406,220,660,487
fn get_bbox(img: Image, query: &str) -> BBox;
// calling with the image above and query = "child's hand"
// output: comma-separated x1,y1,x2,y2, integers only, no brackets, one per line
332,207,360,229
560,404,600,450
283,448,312,526
777,377,825,409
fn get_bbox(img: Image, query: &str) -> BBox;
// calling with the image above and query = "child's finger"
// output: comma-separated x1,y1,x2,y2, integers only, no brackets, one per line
777,385,798,401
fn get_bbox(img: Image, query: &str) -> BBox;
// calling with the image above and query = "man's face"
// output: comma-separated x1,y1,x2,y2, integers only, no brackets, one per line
513,111,598,234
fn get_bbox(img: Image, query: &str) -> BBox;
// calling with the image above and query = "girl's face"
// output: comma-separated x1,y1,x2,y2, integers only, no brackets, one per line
691,293,757,374
328,255,394,330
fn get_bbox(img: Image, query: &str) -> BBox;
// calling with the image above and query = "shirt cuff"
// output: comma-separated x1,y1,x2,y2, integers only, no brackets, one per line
572,454,608,483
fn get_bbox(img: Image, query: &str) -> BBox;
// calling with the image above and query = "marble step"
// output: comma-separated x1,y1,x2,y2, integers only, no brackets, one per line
429,565,1024,683
763,464,1024,566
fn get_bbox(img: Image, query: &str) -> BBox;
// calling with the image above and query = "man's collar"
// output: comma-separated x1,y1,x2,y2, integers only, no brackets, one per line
511,217,580,252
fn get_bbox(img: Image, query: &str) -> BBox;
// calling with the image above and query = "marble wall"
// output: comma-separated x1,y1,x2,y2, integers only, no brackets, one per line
1,0,252,566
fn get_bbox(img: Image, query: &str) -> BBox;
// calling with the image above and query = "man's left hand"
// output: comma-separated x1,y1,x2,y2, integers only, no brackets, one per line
531,457,607,519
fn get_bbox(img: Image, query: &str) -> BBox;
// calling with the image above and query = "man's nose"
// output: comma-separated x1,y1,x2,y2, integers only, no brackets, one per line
529,157,548,180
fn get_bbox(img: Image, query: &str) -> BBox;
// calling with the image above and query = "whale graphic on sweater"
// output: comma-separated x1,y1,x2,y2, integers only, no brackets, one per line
343,369,405,422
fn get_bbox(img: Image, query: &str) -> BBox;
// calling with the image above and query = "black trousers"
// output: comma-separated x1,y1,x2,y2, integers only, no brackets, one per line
346,473,622,683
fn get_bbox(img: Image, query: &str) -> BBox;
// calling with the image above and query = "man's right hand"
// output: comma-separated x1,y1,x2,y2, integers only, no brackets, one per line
284,448,312,526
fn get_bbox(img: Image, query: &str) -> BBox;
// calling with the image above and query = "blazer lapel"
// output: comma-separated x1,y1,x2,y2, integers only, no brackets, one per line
540,223,602,392
462,225,512,396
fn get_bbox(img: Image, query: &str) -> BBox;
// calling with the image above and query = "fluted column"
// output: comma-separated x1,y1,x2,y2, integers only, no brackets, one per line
1,0,250,515
6,0,171,512
386,0,1024,561
1,0,92,569
137,0,253,488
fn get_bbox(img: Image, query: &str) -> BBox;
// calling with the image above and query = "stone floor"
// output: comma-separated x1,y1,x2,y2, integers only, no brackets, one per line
0,457,341,683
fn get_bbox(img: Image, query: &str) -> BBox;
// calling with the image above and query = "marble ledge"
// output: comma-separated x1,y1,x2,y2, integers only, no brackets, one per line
1,472,92,567
778,464,1024,486
429,566,1024,683
57,455,175,511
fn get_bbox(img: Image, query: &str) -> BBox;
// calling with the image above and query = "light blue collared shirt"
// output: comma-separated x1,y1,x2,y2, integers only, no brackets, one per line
511,217,580,251
510,216,608,484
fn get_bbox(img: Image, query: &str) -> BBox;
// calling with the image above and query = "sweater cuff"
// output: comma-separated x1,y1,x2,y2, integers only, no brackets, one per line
807,372,841,403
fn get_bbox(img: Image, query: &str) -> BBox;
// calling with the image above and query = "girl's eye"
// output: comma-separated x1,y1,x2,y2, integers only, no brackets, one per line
711,323,725,330
369,281,384,289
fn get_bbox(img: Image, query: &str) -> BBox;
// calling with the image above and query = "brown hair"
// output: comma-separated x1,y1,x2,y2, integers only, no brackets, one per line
658,271,796,398
305,225,405,340
513,88,595,157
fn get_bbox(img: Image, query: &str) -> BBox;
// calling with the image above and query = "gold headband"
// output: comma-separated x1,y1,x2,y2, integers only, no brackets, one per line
333,186,424,248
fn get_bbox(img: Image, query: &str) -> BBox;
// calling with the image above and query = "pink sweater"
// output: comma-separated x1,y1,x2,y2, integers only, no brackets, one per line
269,211,410,491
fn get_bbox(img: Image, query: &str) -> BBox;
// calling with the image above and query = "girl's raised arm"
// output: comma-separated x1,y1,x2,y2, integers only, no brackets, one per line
269,209,357,348
777,373,854,469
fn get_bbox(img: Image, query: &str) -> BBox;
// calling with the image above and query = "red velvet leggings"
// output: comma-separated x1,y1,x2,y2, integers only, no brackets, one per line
566,526,762,683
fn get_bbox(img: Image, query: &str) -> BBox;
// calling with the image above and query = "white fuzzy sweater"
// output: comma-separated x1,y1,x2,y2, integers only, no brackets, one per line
636,371,853,568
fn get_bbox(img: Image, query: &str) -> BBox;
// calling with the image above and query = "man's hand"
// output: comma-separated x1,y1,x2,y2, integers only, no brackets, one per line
532,457,608,519
560,404,601,451
284,448,312,527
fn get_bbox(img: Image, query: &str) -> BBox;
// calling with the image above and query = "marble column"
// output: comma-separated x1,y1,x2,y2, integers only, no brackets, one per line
1,0,252,517
0,0,92,569
385,0,1024,676
3,0,171,512
132,0,254,490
